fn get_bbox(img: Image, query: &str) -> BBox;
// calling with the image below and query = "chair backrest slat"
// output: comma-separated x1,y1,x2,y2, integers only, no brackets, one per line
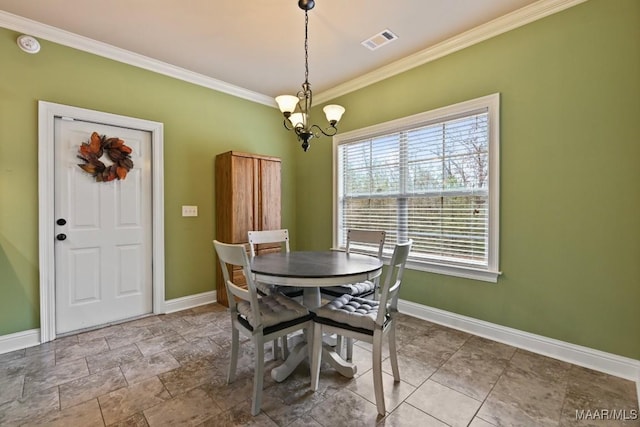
248,229,290,257
213,240,262,330
376,240,412,327
346,229,386,259
347,230,386,295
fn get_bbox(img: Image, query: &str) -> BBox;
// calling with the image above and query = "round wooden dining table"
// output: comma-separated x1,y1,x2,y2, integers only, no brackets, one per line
250,250,383,381
251,250,383,308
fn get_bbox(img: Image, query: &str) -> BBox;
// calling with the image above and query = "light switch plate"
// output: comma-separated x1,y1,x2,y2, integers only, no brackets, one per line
182,205,198,217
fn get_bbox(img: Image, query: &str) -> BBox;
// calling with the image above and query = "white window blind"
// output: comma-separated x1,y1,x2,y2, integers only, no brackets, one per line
334,94,500,282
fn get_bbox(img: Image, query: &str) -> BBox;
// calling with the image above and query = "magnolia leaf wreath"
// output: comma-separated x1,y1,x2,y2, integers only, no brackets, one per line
77,132,133,182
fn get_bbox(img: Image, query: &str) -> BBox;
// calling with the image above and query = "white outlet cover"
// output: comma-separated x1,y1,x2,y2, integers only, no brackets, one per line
182,205,198,217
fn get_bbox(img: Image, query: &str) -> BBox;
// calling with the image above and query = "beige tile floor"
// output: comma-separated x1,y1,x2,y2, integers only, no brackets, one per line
0,303,638,426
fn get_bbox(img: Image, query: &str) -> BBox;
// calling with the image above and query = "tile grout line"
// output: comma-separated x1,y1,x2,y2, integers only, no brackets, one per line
384,335,462,426
556,364,574,425
95,394,108,427
430,337,518,426
476,347,522,426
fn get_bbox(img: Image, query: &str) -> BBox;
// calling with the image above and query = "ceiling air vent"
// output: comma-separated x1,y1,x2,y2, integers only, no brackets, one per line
361,29,398,51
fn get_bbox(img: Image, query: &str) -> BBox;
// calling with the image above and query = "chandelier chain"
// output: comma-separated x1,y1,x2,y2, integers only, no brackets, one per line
304,10,309,85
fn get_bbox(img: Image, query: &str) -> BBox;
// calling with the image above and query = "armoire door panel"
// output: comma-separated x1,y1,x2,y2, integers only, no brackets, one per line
259,159,281,232
231,155,255,244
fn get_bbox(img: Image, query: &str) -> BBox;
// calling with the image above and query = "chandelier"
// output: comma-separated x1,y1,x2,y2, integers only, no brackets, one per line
275,0,345,152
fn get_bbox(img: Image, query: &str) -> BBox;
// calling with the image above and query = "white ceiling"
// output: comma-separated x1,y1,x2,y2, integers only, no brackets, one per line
2,0,554,103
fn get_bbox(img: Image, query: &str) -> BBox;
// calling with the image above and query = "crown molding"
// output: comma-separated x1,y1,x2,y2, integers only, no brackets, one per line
314,0,589,104
0,10,275,107
2,0,587,107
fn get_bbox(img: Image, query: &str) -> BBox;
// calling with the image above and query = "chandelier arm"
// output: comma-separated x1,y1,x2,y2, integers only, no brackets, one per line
283,119,295,131
308,123,338,137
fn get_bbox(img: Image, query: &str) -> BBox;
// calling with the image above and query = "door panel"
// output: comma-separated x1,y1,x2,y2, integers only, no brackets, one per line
117,168,143,226
117,244,143,295
54,118,152,333
69,248,101,303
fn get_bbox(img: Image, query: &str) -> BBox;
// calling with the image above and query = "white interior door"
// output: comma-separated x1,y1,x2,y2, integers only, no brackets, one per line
54,118,152,334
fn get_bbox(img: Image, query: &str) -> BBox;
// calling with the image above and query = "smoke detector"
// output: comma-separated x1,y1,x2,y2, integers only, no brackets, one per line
361,29,398,51
17,35,41,54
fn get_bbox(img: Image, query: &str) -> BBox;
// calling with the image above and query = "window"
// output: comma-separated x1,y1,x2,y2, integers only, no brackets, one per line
333,94,500,282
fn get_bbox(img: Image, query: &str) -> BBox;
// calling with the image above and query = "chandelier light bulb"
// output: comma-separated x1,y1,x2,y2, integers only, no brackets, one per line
288,113,307,128
323,105,345,125
275,95,300,115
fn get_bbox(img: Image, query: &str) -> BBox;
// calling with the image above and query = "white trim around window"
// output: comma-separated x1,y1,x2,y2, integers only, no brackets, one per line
333,93,501,282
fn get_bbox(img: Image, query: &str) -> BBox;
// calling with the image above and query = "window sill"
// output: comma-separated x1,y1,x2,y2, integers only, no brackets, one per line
332,247,501,283
404,260,501,283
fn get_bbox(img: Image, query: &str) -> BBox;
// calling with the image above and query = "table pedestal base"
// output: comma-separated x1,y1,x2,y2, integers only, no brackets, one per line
271,338,356,382
268,285,362,382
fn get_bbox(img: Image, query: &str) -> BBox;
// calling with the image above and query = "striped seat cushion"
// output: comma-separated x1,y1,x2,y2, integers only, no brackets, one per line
314,294,381,332
237,293,309,330
320,280,376,298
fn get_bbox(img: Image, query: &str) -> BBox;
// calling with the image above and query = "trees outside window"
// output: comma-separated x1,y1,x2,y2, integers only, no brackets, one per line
334,94,500,282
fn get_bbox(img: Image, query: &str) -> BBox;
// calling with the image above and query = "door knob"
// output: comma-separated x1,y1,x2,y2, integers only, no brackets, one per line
56,218,67,226
56,233,67,241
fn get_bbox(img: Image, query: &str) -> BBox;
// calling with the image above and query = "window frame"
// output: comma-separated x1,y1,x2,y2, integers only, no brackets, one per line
332,93,501,283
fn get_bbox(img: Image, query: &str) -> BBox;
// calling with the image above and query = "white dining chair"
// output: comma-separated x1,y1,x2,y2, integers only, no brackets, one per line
248,229,304,299
248,229,306,359
320,229,386,360
213,240,314,416
310,240,412,416
320,229,386,299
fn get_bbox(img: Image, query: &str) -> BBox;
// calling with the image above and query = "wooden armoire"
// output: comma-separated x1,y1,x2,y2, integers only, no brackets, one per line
214,151,281,306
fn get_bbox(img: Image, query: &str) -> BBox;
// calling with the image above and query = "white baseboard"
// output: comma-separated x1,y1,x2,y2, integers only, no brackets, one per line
398,299,640,383
164,290,216,314
0,291,217,355
0,328,41,355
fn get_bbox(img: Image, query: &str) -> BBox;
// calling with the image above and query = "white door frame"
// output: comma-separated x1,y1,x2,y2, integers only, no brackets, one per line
38,101,165,343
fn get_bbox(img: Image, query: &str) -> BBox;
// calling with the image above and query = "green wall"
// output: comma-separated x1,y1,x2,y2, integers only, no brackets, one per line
1,0,638,361
294,0,640,359
0,28,298,336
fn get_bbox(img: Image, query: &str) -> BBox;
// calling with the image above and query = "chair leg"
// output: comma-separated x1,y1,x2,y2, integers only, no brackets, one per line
251,335,265,416
335,335,343,357
272,339,281,360
305,327,313,362
346,337,354,362
388,322,400,382
372,330,386,416
228,326,239,384
282,335,289,359
310,322,323,391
